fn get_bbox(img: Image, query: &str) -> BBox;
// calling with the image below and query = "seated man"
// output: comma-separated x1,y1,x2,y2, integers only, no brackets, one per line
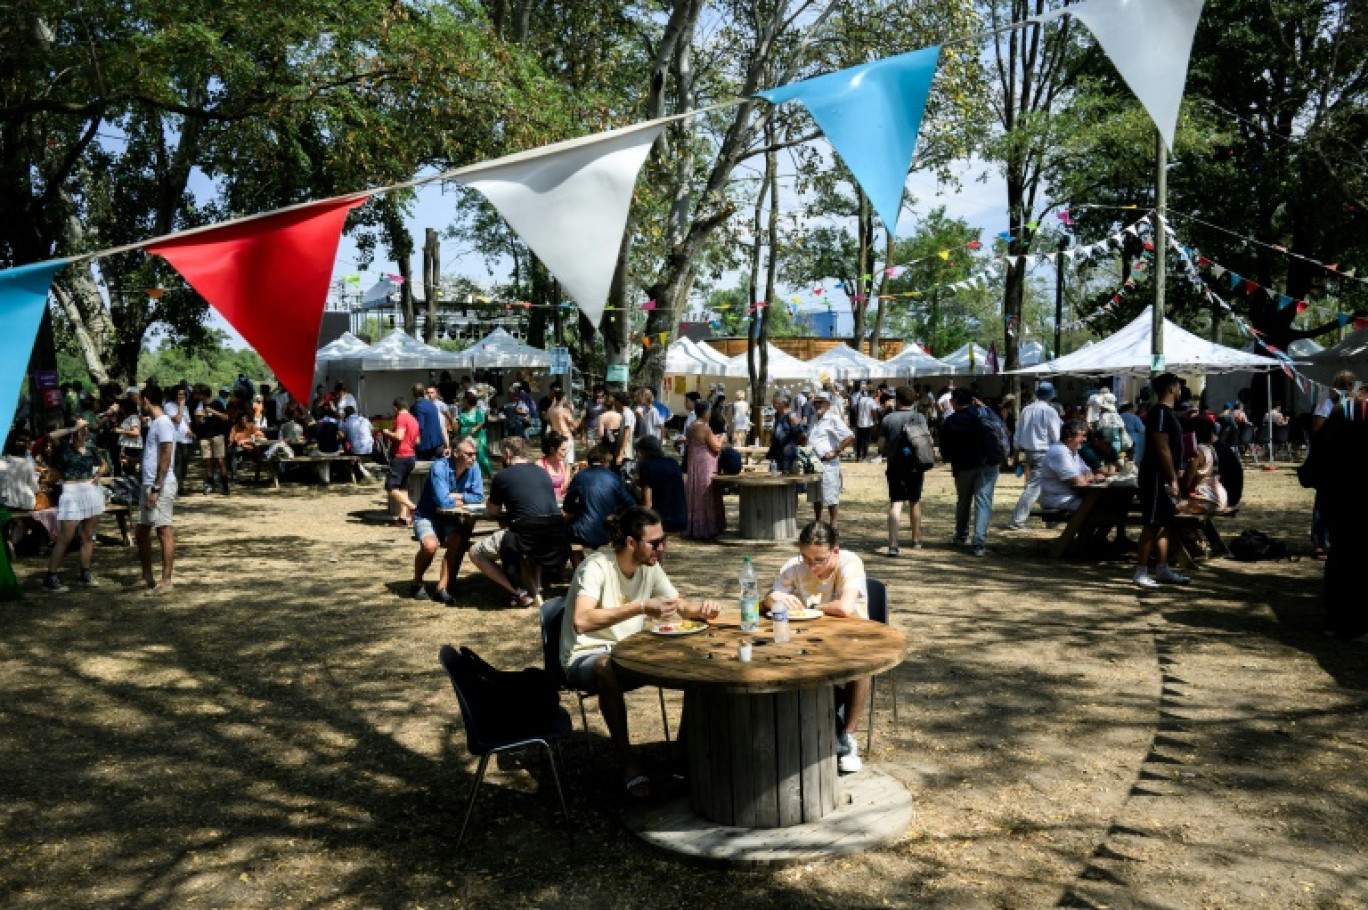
1079,429,1121,476
558,505,719,799
308,408,343,454
563,444,636,555
761,520,869,774
342,406,375,458
468,436,560,607
226,412,265,479
410,437,484,604
1040,420,1097,514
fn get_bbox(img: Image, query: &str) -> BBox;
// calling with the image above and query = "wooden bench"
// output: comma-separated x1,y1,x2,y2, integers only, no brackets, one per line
3,502,133,561
1169,508,1238,569
252,453,363,488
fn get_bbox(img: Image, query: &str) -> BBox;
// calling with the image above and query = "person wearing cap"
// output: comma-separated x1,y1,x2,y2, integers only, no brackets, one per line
1007,381,1063,530
808,391,855,529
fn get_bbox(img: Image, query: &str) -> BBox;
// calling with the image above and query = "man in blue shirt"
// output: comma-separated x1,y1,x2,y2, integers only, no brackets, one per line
563,444,636,555
411,382,448,461
410,437,484,603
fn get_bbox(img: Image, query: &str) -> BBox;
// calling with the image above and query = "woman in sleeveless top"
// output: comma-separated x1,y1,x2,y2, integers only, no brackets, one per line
536,430,572,501
684,400,725,539
1182,420,1227,514
44,419,107,591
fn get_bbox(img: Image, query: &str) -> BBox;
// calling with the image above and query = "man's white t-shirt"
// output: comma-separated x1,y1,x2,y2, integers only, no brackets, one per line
856,395,880,429
772,550,868,618
163,401,194,444
345,415,374,454
1040,441,1088,509
141,414,178,489
938,391,954,415
559,550,678,668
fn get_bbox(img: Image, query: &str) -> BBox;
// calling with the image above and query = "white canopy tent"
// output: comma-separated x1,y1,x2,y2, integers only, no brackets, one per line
314,331,372,362
1014,307,1282,377
807,344,894,381
882,342,955,378
453,328,550,369
664,337,727,375
322,329,469,415
721,343,820,380
1019,340,1047,367
693,338,732,370
942,342,993,375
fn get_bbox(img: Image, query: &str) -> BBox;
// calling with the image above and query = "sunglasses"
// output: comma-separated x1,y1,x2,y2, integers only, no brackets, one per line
641,536,667,550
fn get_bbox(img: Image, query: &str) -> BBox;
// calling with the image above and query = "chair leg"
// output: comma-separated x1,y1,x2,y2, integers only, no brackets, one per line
576,693,593,757
657,687,672,760
455,753,491,850
541,741,572,841
866,677,877,756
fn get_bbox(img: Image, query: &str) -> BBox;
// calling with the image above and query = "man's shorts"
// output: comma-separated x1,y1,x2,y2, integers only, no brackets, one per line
138,478,177,528
564,648,610,693
810,459,843,505
1138,475,1177,527
886,466,925,504
413,516,460,545
470,528,506,561
198,435,225,459
386,456,416,491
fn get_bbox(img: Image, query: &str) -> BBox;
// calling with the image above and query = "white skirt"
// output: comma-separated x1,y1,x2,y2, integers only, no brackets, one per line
57,481,106,522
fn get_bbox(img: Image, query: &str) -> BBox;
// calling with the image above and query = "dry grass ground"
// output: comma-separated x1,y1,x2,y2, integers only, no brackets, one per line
2,461,1365,909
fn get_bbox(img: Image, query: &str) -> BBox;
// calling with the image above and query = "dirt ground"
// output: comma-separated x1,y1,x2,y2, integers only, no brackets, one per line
2,459,1365,909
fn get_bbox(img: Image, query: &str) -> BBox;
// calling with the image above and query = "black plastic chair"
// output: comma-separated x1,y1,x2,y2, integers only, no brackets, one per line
539,597,671,756
437,644,571,849
865,578,898,756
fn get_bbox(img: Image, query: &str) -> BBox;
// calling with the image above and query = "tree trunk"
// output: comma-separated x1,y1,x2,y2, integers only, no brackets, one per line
398,255,416,336
756,133,780,434
869,228,895,358
422,228,439,344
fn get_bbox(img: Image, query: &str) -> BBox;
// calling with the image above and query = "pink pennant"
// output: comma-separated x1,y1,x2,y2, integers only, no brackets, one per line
641,299,656,311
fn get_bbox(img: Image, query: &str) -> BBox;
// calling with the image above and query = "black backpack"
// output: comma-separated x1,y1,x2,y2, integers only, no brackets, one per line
977,406,1010,466
899,411,937,471
1229,529,1290,562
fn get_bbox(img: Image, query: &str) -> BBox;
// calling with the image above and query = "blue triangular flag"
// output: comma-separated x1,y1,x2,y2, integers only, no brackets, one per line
1278,294,1294,310
1228,272,1242,290
758,46,941,233
1338,312,1351,326
0,259,69,435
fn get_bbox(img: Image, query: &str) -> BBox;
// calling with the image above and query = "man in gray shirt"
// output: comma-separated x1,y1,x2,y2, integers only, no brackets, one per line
1007,381,1063,529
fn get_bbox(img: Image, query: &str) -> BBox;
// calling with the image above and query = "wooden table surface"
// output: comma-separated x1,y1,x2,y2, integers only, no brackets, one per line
711,473,813,488
611,612,906,695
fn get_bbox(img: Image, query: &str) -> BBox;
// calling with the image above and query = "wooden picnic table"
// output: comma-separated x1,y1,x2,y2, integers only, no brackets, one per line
612,612,910,863
712,473,813,541
1048,479,1138,559
251,452,363,488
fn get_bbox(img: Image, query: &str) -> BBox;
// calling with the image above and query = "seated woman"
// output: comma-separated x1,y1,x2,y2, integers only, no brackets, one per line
1180,419,1227,515
634,436,686,532
762,521,869,775
536,430,573,502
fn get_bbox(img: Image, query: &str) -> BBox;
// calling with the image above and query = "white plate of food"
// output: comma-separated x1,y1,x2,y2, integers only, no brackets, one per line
765,607,824,621
649,620,709,636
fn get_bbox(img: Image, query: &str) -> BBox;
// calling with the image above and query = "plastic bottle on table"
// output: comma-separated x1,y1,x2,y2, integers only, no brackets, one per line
771,597,790,644
739,557,759,632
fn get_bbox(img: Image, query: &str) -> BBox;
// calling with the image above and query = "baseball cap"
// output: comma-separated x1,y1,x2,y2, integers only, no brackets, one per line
812,391,832,403
1035,381,1055,400
124,386,140,397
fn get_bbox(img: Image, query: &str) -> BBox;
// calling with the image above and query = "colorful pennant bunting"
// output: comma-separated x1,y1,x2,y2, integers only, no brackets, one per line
0,259,69,435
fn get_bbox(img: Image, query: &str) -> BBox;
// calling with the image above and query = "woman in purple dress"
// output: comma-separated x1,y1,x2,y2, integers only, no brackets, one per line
684,400,724,539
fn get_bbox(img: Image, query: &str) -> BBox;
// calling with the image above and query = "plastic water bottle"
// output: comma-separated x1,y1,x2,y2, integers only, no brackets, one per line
771,598,790,644
739,557,759,632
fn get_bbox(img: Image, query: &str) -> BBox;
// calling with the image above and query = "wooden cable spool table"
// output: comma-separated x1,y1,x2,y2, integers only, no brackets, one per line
611,612,911,864
713,473,814,541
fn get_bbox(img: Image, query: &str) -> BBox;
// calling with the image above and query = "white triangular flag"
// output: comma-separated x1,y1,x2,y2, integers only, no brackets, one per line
455,119,667,327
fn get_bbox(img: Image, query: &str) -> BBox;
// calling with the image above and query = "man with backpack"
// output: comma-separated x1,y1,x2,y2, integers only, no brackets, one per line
939,388,1007,556
879,385,933,554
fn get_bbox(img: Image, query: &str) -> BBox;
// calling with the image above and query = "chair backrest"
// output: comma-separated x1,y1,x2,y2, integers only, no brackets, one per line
438,644,489,755
1238,425,1255,446
866,578,889,625
540,597,568,690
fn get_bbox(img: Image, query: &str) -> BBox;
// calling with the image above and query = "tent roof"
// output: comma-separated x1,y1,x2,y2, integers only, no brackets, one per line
807,344,892,381
1300,326,1368,385
453,328,550,369
665,337,727,375
1019,339,1046,367
721,343,819,380
882,342,954,377
942,342,993,375
315,331,371,361
1015,307,1281,376
329,328,466,371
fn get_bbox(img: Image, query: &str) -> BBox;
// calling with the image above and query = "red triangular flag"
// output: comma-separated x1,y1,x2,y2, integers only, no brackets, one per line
1295,301,1309,314
1355,317,1368,330
147,196,367,401
1245,280,1258,295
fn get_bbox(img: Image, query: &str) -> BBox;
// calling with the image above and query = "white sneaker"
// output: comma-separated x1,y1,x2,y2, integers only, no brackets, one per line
837,733,863,774
1133,573,1161,589
1155,569,1191,586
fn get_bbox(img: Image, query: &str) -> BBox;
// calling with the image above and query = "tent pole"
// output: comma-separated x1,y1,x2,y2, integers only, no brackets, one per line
1152,127,1167,376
